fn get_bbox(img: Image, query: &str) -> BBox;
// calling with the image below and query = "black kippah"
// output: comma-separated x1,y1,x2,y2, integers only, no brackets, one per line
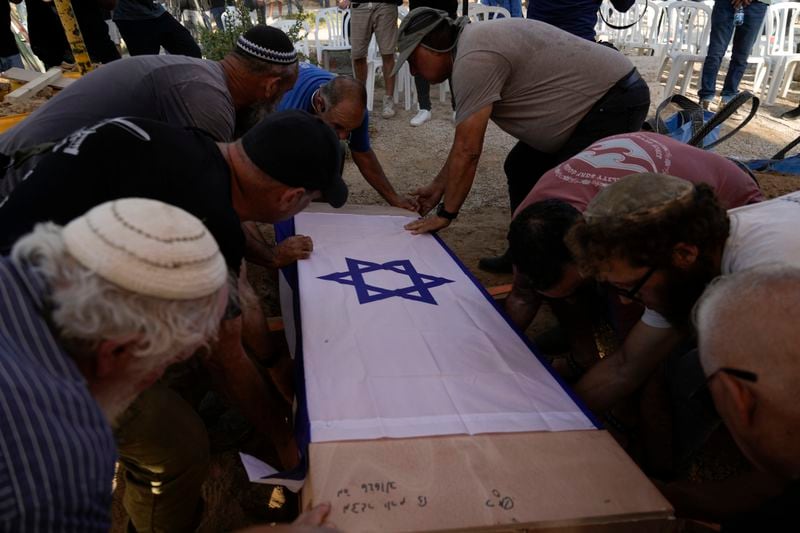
236,25,298,64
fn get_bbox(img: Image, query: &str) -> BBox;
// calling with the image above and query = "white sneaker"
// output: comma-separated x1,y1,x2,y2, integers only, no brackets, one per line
381,96,396,119
410,109,431,126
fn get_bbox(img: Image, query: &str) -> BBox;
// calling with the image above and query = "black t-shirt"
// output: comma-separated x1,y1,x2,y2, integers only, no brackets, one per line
0,117,245,272
722,480,800,532
0,1,19,57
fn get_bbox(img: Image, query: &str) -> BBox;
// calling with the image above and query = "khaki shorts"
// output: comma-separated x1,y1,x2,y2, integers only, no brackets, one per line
349,3,399,60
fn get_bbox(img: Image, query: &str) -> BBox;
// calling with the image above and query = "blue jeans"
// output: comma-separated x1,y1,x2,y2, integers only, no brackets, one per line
210,6,225,29
699,0,768,101
0,54,23,72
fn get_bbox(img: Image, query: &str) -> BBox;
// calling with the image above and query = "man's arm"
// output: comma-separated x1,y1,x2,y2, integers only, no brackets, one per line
573,320,684,412
242,221,313,269
351,149,417,211
405,103,493,234
205,315,298,469
504,273,543,330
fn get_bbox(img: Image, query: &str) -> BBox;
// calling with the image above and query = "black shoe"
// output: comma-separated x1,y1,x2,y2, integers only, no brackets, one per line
781,106,800,120
478,251,513,273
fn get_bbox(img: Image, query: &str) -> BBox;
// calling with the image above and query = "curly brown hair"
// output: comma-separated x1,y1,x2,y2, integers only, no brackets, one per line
566,184,730,275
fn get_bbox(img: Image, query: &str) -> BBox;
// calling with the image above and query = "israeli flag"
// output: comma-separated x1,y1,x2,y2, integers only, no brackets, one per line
285,210,597,443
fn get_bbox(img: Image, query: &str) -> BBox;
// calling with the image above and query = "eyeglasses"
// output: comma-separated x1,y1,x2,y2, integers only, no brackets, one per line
608,266,657,301
690,366,758,400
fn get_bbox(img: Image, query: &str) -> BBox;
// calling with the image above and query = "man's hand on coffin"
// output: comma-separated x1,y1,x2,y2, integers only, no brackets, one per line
242,221,312,268
275,235,314,267
389,193,420,212
404,214,451,234
411,181,445,216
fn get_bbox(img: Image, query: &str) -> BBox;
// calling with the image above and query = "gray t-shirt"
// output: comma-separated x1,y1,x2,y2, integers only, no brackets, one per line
0,55,234,156
452,19,633,153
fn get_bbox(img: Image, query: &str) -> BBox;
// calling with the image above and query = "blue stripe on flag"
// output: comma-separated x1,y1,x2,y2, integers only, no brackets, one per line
274,217,311,482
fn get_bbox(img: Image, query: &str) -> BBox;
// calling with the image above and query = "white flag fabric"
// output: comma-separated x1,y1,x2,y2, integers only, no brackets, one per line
292,211,596,443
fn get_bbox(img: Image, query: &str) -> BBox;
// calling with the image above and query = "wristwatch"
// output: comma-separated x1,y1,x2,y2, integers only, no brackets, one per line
436,202,459,221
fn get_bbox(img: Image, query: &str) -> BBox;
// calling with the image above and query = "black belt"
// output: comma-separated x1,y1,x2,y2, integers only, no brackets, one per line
615,68,643,91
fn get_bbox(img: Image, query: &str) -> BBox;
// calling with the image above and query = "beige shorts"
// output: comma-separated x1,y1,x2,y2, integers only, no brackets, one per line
349,3,399,60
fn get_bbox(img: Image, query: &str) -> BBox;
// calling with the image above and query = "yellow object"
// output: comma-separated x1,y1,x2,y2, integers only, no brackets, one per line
52,0,93,75
0,114,30,133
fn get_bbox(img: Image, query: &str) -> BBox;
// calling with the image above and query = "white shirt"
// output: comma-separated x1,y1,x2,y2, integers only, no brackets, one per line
642,191,800,328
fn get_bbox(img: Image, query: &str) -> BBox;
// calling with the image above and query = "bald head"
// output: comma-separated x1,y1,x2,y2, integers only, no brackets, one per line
320,76,367,109
694,264,800,479
696,264,800,379
315,76,367,140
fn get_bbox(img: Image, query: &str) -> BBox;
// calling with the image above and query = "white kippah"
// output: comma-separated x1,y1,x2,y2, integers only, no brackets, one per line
62,198,228,300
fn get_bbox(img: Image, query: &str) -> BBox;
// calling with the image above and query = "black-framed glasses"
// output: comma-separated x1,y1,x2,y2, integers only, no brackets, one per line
608,266,658,301
690,367,758,400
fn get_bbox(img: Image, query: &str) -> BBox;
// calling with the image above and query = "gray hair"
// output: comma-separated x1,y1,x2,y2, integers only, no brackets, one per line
319,76,367,109
11,223,227,362
694,264,800,404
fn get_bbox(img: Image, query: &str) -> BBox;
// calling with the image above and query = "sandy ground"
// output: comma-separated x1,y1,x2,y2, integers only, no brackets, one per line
4,49,797,530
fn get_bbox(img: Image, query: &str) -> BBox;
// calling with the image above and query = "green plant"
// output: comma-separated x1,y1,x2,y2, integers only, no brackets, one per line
198,1,254,61
198,2,315,63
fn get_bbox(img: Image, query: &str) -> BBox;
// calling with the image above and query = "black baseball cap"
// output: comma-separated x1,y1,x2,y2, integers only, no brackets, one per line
241,110,347,208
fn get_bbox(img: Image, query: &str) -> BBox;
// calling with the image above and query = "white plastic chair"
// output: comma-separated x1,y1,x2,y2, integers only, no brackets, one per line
658,1,713,99
460,3,510,22
365,36,414,112
763,3,800,104
221,6,245,30
270,18,312,61
596,0,661,53
468,5,511,22
314,7,351,69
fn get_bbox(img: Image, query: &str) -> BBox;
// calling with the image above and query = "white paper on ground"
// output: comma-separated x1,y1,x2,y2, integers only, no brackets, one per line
294,212,595,443
239,452,304,492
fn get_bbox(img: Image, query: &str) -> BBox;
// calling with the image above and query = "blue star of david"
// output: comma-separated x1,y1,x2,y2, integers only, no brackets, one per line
319,257,454,305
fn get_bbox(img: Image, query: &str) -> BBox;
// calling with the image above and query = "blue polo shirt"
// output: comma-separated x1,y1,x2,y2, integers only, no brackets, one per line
277,63,371,153
527,0,635,41
0,256,116,532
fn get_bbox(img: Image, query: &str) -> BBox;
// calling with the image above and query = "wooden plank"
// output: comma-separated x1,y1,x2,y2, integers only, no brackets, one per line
2,67,38,82
0,114,29,133
5,68,64,102
303,430,674,532
2,67,74,89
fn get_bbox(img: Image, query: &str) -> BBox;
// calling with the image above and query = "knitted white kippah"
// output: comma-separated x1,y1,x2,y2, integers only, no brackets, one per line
63,198,228,300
